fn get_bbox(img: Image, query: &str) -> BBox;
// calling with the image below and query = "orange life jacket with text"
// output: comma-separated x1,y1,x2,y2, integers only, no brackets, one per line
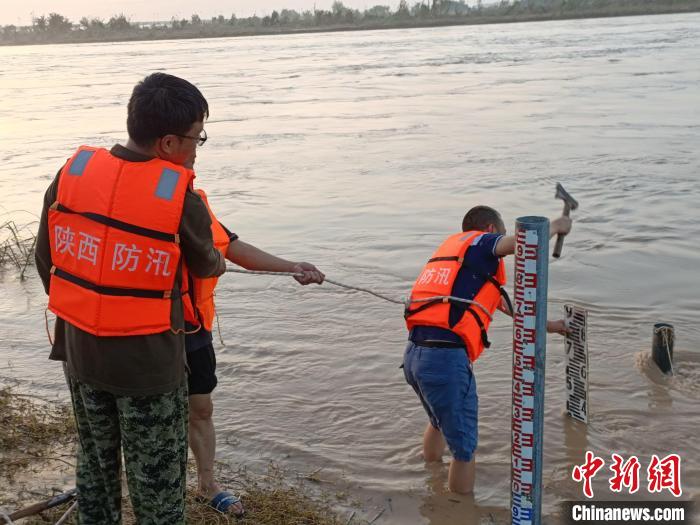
404,231,511,363
48,146,193,336
189,188,230,332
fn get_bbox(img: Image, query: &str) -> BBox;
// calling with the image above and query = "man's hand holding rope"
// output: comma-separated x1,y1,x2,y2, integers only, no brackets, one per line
291,262,325,285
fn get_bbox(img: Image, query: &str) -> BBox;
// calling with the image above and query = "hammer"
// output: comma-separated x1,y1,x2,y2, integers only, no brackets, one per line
553,183,578,258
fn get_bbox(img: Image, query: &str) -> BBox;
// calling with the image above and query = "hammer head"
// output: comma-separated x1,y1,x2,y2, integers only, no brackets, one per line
555,183,578,211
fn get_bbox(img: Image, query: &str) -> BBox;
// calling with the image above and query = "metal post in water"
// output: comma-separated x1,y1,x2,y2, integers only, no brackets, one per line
511,216,549,525
652,323,674,375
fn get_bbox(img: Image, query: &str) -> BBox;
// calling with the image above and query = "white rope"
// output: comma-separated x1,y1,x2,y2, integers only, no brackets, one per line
214,303,226,346
0,509,14,524
44,308,55,346
225,267,405,305
55,501,78,525
223,268,493,320
410,295,493,320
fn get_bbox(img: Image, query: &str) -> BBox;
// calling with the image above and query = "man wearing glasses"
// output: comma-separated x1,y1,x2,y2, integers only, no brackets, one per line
38,72,323,521
36,73,224,524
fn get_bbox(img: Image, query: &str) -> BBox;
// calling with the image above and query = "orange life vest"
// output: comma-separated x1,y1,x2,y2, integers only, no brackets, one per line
48,146,193,336
188,189,230,332
404,231,511,363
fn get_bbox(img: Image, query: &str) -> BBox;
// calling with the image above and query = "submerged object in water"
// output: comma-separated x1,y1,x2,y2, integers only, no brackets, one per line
652,323,674,375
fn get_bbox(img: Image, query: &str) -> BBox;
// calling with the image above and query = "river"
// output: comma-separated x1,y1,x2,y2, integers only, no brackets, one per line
0,12,698,523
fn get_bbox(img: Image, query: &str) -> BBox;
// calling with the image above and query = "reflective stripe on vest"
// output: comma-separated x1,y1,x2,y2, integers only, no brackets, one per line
187,189,230,332
47,146,193,336
405,231,508,363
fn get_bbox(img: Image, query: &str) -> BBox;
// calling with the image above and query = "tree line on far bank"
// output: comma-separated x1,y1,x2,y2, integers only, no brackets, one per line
2,0,699,45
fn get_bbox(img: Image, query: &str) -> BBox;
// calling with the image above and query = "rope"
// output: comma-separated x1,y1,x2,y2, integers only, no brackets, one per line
214,295,226,347
224,268,405,305
409,295,493,320
0,509,14,524
44,308,54,347
170,324,202,336
39,268,506,348
55,501,78,525
223,268,495,319
654,325,675,375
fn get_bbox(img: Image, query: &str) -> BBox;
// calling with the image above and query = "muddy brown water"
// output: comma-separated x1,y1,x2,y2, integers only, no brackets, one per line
1,13,699,523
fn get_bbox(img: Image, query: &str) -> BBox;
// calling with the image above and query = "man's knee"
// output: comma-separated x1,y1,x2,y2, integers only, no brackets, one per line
189,394,214,421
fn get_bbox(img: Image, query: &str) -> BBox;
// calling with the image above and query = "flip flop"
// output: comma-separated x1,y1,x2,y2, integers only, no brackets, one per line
203,491,245,517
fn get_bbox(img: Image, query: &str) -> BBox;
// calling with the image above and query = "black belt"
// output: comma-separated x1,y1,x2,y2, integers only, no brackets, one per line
411,340,465,349
51,266,180,299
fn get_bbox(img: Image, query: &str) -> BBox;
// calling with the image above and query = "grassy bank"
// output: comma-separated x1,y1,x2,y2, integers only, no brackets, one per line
0,386,358,524
0,386,75,479
17,470,352,525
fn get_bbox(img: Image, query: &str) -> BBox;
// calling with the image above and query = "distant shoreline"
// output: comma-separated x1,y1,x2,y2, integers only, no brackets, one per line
2,5,699,47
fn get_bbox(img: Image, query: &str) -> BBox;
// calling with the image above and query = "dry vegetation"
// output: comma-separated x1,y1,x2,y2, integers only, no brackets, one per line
0,220,37,279
0,387,75,479
0,387,360,524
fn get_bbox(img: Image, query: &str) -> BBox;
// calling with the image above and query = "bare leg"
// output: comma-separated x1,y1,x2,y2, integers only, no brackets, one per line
188,393,244,515
422,423,446,462
448,457,476,494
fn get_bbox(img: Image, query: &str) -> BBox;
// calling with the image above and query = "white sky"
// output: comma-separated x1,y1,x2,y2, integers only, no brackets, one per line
1,0,400,26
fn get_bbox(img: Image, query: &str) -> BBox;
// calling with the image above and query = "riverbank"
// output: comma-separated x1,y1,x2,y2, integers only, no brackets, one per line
2,3,700,47
0,385,358,524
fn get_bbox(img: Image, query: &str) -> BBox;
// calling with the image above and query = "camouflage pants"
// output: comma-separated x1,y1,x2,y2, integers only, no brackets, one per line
67,375,188,525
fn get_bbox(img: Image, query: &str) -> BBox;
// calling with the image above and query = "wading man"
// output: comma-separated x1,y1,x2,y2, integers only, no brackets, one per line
402,206,571,494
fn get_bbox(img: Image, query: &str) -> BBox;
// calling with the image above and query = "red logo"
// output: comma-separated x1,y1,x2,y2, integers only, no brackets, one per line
572,451,606,498
647,454,682,497
573,452,682,498
609,454,640,494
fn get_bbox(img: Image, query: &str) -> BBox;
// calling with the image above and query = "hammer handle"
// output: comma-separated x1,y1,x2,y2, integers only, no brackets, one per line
552,203,570,258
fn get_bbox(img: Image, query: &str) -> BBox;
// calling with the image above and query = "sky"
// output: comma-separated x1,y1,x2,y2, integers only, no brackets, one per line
1,0,399,26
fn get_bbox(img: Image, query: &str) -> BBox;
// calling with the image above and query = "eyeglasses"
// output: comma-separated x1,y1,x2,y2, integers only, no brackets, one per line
174,129,207,146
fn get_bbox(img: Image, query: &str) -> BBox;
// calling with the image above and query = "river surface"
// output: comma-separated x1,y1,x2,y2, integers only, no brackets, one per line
1,13,699,524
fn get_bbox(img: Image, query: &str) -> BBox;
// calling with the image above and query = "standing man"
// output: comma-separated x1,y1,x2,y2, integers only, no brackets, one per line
184,190,324,517
36,73,225,524
402,206,571,494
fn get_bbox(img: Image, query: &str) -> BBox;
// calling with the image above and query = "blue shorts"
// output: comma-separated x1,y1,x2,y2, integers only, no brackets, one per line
403,341,478,462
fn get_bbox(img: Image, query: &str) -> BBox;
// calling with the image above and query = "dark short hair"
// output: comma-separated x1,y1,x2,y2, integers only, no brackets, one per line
462,206,503,232
127,73,209,146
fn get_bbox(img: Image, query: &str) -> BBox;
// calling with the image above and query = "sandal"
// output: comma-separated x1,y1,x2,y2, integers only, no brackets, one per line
201,491,245,518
